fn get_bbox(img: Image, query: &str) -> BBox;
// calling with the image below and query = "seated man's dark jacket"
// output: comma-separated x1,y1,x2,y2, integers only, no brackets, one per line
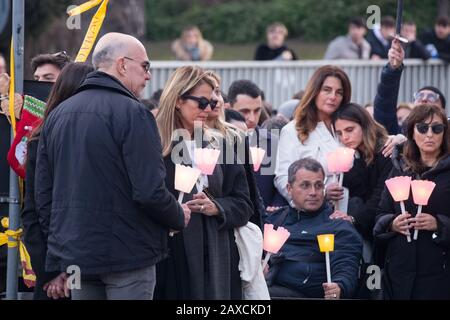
35,71,185,275
265,204,362,298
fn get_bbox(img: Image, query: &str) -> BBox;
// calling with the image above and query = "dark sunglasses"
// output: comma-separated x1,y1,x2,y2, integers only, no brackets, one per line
415,122,445,134
123,56,151,72
182,95,218,110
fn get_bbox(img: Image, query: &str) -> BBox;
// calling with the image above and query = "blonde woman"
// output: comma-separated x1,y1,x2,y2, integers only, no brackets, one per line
154,66,253,299
171,26,214,61
205,70,265,228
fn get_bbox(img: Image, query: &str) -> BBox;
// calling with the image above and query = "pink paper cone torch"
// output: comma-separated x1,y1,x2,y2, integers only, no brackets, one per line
385,176,412,202
385,176,412,242
175,164,201,195
261,223,291,269
334,147,355,173
326,151,339,174
250,147,266,172
411,180,436,240
411,180,436,206
194,148,220,175
263,224,290,254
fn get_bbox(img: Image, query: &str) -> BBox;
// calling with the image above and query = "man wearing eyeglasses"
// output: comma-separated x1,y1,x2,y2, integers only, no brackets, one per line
374,38,447,135
265,158,362,299
35,32,190,300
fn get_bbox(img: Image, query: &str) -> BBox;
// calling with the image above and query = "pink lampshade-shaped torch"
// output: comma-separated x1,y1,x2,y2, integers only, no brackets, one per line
385,176,412,242
175,164,202,204
327,147,355,185
411,180,436,240
261,224,291,269
194,148,220,175
250,147,266,172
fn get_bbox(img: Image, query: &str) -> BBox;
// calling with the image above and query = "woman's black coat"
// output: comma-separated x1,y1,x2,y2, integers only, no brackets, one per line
343,150,393,240
21,137,59,299
154,139,254,299
374,155,450,299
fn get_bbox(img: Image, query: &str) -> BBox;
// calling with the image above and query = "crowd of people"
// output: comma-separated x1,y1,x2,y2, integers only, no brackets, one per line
0,13,449,301
166,16,450,62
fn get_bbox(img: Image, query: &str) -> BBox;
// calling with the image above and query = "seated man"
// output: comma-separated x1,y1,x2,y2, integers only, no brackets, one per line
265,158,362,299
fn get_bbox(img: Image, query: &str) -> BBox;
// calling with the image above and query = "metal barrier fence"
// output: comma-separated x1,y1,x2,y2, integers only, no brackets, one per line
145,59,450,114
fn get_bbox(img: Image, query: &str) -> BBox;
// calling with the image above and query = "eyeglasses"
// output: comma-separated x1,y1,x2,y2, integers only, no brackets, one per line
123,56,151,73
181,95,218,110
413,91,440,103
415,122,445,134
296,181,325,191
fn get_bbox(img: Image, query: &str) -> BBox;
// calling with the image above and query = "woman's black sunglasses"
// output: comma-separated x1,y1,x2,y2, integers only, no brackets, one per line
182,95,218,110
415,122,445,134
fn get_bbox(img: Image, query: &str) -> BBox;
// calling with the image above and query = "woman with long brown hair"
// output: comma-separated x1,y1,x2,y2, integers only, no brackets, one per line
374,104,450,299
274,65,351,201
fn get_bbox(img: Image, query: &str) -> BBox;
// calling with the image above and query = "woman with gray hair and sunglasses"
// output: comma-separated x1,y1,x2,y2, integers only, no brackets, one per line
154,66,253,300
374,104,450,300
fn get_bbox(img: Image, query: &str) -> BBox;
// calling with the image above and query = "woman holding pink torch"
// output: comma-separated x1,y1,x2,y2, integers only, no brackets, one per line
331,103,393,241
374,104,450,299
154,66,253,300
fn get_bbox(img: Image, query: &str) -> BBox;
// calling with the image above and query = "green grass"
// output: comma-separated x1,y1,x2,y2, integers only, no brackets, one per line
144,39,328,60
